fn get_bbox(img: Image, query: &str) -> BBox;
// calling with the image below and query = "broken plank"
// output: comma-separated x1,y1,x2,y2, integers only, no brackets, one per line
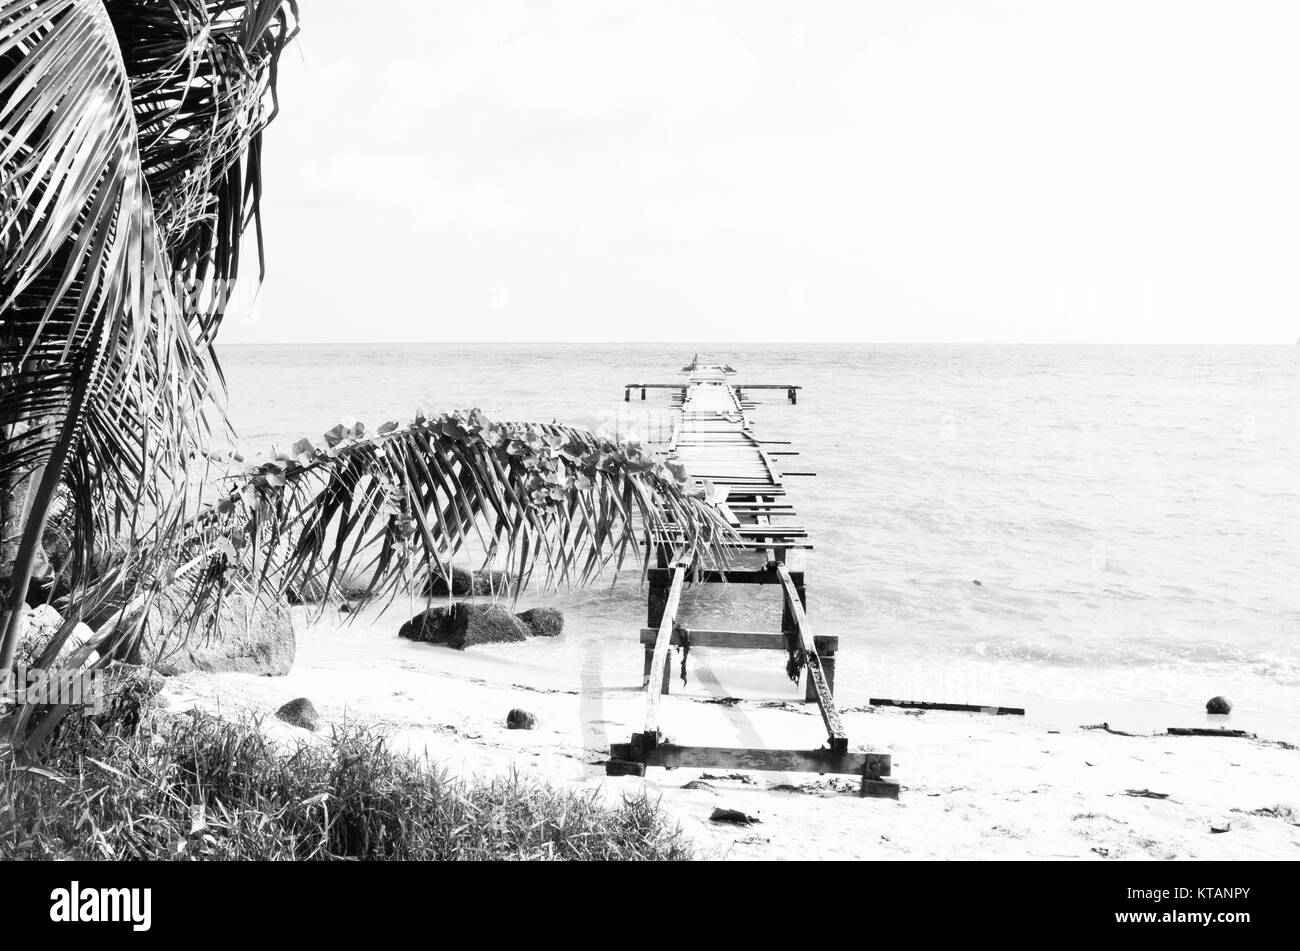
869,699,1025,716
777,563,846,749
642,744,889,777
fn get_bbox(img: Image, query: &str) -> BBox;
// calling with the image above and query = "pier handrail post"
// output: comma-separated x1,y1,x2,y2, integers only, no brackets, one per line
643,564,686,743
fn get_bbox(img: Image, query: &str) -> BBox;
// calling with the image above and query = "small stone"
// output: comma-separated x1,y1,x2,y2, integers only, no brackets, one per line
506,708,538,730
276,697,321,731
1206,696,1232,715
709,807,761,825
972,579,982,586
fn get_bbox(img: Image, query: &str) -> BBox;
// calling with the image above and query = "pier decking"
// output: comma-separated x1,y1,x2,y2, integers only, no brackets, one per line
656,363,811,554
606,361,896,797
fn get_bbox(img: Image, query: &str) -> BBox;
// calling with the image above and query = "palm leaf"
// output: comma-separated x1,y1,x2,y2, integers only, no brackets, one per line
198,409,736,611
0,0,297,680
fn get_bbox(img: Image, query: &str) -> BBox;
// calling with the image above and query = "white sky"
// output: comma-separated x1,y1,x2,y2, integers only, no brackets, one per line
224,1,1300,344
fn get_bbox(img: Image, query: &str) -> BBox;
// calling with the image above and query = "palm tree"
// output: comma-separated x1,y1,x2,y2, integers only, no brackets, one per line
0,1,731,752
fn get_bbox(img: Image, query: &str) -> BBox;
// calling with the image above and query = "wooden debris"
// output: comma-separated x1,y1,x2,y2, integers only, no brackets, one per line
870,698,1025,716
860,778,901,800
643,744,889,777
1081,722,1137,736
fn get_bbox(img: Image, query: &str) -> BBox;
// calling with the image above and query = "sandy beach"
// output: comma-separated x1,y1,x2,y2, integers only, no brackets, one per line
162,606,1300,861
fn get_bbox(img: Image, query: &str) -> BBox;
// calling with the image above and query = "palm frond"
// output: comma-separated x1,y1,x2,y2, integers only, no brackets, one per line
202,409,735,610
107,0,299,338
0,0,296,679
2,0,178,670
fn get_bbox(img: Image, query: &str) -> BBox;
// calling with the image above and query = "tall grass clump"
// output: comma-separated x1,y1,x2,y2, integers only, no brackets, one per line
0,684,691,860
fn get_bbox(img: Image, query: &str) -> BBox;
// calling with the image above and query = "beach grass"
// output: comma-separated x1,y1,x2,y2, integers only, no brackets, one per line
0,678,691,861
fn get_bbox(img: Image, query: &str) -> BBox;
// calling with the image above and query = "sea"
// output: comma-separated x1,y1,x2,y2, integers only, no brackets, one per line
217,343,1300,729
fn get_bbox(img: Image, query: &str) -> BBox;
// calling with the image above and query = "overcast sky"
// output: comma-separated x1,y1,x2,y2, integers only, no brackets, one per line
225,1,1300,344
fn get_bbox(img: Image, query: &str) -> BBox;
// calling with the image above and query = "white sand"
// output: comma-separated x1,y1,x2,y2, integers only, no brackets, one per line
163,607,1300,860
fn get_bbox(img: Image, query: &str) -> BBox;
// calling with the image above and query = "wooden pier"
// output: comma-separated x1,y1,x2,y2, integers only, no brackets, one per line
606,361,896,798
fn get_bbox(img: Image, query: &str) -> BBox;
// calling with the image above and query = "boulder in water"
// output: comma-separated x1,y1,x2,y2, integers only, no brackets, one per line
515,607,563,638
399,603,529,649
423,566,515,598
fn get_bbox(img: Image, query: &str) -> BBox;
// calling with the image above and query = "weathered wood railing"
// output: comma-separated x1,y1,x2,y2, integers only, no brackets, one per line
643,564,685,736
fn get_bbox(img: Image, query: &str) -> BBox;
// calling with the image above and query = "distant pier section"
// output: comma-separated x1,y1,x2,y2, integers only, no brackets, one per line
624,382,801,404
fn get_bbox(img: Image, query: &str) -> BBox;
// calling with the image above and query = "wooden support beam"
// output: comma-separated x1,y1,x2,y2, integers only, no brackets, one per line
648,566,803,586
641,744,889,777
647,577,669,627
657,526,810,538
778,564,846,750
868,699,1026,716
643,565,686,736
860,778,899,799
638,627,838,653
805,653,835,703
643,646,672,694
780,574,806,647
654,539,813,552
